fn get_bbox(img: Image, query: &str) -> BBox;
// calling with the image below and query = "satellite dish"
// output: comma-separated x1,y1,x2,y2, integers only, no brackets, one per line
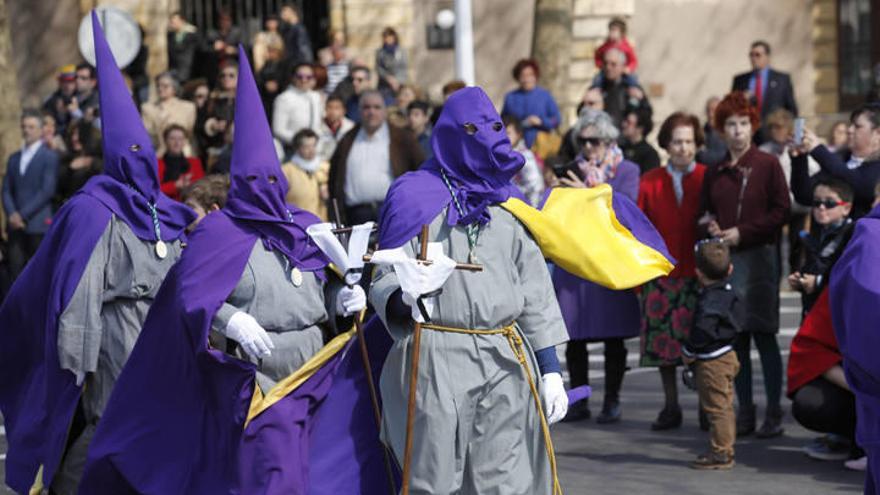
77,7,142,68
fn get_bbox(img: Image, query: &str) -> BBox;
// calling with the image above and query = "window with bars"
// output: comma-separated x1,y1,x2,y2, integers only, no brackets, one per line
838,0,880,110
179,0,329,51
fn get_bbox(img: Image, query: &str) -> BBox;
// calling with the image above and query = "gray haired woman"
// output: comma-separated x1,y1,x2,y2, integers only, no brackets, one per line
549,109,642,423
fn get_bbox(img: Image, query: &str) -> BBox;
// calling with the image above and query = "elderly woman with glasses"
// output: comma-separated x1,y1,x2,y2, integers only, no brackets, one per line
548,109,641,424
637,112,708,431
141,72,197,157
697,91,790,439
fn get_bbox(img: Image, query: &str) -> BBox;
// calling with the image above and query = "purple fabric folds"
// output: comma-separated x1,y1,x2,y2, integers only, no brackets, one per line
0,12,194,491
0,195,111,492
830,205,880,450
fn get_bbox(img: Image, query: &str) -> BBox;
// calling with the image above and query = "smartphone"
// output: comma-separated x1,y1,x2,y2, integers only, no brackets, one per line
793,117,805,144
552,160,584,180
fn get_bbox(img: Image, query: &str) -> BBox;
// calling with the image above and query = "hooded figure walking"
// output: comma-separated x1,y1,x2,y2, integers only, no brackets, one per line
0,13,195,494
77,44,366,493
369,87,570,495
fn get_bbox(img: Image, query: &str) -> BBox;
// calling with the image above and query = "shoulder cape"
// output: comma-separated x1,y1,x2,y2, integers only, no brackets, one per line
0,193,111,493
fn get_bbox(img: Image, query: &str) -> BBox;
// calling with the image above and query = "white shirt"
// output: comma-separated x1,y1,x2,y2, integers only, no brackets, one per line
343,123,393,205
272,86,323,146
846,156,865,170
19,140,42,176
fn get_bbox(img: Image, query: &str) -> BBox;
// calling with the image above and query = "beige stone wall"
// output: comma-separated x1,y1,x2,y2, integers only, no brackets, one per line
630,0,817,129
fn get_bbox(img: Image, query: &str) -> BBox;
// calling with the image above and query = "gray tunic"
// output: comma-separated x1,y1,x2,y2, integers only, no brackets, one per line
53,215,183,494
210,241,330,392
370,205,568,495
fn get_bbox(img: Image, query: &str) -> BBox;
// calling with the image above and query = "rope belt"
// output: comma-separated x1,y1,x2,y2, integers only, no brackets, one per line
420,322,563,495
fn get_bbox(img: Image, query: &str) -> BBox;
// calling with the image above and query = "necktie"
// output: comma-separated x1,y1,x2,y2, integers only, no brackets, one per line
754,71,763,111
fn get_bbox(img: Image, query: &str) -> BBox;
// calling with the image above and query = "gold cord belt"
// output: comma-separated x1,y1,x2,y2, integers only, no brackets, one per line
420,322,563,495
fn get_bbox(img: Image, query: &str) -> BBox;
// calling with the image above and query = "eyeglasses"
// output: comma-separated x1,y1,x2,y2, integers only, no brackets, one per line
749,51,764,58
462,122,503,135
576,136,603,147
812,198,849,209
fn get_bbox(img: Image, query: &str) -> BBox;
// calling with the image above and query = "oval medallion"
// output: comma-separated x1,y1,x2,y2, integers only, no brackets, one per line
291,267,303,287
155,240,168,259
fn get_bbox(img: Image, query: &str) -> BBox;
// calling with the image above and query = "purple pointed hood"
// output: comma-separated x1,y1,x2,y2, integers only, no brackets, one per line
422,86,524,225
224,45,327,273
83,10,194,241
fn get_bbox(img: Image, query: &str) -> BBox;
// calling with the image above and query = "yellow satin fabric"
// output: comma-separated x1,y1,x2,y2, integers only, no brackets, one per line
500,185,674,290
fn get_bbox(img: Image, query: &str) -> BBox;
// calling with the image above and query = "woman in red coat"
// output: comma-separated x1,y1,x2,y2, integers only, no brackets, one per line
157,124,205,201
637,112,707,430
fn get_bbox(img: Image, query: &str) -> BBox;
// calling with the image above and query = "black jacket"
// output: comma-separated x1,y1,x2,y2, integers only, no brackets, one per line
684,280,741,359
797,219,854,313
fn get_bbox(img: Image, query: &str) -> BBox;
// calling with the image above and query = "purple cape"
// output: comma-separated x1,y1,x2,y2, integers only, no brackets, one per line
0,195,111,492
830,205,880,449
378,86,525,249
81,211,395,493
552,192,672,340
0,12,193,491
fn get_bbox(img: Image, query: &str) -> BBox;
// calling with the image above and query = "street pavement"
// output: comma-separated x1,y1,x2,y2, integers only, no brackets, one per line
1,292,865,494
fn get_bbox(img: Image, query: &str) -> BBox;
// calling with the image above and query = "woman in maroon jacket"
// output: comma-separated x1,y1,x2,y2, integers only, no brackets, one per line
698,92,790,438
638,112,707,430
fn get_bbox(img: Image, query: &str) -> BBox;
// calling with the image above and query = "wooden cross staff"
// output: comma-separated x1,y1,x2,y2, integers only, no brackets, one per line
329,205,396,495
398,225,483,495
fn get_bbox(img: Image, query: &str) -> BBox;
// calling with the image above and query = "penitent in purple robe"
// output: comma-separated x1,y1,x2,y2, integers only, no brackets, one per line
830,205,880,494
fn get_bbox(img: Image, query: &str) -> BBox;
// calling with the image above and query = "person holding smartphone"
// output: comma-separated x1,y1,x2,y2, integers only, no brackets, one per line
549,109,641,423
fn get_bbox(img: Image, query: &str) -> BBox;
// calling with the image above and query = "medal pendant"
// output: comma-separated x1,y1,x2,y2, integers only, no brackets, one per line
291,267,303,287
155,240,168,259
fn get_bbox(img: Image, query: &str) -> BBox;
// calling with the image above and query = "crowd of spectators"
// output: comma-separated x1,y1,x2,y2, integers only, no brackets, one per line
4,8,880,474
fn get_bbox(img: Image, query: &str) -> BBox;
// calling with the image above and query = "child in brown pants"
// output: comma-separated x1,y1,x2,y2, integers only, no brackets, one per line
683,240,742,470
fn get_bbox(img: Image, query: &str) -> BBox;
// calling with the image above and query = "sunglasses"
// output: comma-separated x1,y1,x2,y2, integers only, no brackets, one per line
749,51,764,58
812,198,848,209
576,136,603,147
694,237,726,252
463,122,503,135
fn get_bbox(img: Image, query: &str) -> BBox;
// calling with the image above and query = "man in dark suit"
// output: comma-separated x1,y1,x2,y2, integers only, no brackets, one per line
3,110,59,280
732,41,798,143
328,90,425,225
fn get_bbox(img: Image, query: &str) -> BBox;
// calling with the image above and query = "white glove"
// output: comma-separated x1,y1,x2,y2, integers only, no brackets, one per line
225,311,275,359
370,244,456,322
337,284,367,316
541,372,569,425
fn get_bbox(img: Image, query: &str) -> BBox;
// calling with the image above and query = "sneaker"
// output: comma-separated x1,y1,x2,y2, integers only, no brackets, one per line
561,400,591,423
651,406,682,431
691,452,735,470
844,456,867,471
596,400,621,424
803,435,851,461
756,404,785,439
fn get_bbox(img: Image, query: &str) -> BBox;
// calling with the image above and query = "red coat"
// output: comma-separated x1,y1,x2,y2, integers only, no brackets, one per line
786,289,841,396
157,157,205,201
594,38,638,73
638,164,706,278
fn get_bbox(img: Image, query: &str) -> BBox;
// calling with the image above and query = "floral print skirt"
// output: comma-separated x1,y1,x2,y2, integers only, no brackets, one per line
639,276,698,367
